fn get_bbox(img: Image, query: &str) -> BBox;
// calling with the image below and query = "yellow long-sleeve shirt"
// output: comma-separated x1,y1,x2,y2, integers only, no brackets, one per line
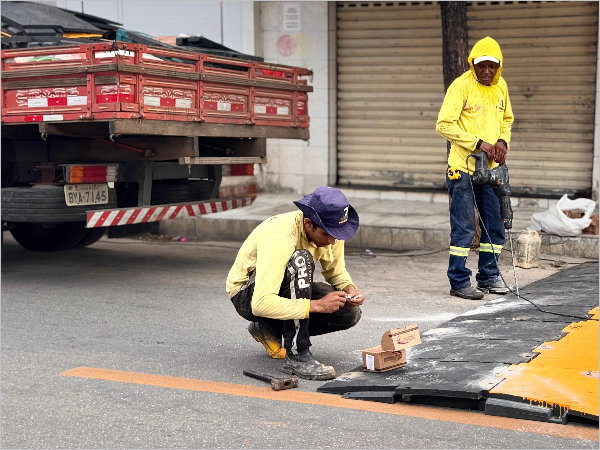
436,36,514,174
226,210,355,320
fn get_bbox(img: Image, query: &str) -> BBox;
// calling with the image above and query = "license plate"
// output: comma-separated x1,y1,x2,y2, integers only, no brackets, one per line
64,183,109,206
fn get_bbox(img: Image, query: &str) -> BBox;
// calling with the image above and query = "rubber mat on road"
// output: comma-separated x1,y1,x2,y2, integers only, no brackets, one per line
318,262,599,424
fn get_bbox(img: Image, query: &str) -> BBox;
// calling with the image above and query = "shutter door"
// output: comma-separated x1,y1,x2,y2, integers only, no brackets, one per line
336,2,447,189
467,1,598,197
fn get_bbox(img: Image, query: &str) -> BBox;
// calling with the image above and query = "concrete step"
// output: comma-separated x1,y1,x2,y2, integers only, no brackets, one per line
158,192,598,260
160,217,598,260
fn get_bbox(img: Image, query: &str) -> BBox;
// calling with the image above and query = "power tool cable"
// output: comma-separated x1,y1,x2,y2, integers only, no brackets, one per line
465,154,598,322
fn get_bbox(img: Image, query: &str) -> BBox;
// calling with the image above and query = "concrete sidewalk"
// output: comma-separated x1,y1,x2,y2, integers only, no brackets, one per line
159,191,599,259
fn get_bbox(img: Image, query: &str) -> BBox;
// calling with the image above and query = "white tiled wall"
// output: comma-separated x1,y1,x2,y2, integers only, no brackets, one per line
257,1,331,195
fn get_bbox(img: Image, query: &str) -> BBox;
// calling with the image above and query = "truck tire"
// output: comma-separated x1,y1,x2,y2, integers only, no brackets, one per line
10,221,87,252
1,185,117,223
72,227,107,249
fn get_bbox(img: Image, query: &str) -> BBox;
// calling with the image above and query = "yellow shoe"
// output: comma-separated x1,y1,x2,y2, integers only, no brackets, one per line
248,322,286,359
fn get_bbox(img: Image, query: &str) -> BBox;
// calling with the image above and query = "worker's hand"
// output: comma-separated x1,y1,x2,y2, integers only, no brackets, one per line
343,285,364,306
494,141,507,164
479,141,496,162
310,291,347,314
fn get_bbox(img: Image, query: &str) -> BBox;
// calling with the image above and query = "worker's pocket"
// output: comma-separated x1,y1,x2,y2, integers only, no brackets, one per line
446,168,469,196
231,272,259,321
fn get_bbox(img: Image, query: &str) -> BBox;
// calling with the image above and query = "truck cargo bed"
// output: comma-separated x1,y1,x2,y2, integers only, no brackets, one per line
1,42,312,132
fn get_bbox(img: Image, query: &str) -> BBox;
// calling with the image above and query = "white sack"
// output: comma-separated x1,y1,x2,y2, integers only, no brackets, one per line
530,194,596,237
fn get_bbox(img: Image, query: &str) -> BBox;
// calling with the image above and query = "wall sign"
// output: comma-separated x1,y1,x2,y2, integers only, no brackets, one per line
284,3,301,31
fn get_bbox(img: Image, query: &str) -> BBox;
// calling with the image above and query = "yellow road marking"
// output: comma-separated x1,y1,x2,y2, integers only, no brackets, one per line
61,367,598,441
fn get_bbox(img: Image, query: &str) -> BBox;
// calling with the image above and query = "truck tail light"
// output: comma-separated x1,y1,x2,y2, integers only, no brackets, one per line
67,165,117,183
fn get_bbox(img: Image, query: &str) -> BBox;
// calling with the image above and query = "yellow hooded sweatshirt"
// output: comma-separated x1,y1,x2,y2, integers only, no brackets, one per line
436,36,514,174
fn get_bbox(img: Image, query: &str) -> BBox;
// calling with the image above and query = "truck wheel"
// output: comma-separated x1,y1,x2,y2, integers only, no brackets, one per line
10,222,87,252
72,227,107,248
1,185,117,223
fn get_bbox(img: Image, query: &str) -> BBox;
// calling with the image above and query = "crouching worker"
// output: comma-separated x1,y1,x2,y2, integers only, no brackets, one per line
226,186,364,380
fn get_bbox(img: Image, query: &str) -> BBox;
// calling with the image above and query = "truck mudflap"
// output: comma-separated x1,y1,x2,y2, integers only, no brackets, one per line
86,194,255,228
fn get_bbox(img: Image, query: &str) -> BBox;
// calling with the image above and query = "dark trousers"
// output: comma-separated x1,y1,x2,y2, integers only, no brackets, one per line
446,171,505,290
230,250,361,351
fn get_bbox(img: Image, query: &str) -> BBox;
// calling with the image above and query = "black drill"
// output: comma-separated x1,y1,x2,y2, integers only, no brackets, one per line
469,151,513,230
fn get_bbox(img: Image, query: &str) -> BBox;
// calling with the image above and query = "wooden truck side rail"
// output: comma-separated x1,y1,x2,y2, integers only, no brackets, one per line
1,41,312,129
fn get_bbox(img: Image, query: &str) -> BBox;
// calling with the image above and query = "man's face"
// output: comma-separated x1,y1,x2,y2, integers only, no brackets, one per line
474,60,499,86
304,219,336,247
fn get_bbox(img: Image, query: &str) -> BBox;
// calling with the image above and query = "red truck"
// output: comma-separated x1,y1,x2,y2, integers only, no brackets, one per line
1,41,311,251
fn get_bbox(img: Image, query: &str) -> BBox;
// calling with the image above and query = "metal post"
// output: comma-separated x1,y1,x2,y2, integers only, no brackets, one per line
220,1,224,45
138,162,154,207
327,1,337,186
593,8,600,201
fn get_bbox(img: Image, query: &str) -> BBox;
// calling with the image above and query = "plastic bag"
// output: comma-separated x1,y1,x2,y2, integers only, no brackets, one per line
530,194,597,237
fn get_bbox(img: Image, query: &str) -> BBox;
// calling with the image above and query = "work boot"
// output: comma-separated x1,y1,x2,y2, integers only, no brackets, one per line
450,285,484,300
248,322,286,359
282,349,336,380
477,279,511,295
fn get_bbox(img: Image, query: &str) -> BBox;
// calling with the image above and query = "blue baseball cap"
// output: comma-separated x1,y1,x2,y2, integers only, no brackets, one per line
293,186,359,240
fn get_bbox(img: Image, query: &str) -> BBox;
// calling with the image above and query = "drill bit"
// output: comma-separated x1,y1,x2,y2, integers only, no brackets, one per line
508,230,520,298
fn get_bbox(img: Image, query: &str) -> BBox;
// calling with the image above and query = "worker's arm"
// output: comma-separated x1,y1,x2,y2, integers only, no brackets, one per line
436,83,479,152
320,240,354,290
320,240,363,306
498,89,514,146
495,87,514,164
343,284,364,306
252,234,347,318
251,232,310,320
496,89,514,164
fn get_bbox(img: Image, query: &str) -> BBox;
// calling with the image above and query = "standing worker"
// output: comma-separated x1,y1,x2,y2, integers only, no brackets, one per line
436,36,514,300
226,186,364,380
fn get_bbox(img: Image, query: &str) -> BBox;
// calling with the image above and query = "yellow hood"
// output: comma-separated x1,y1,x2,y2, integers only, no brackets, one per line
468,36,503,86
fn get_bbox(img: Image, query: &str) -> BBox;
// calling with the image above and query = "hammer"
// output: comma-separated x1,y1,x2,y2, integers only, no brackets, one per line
243,370,299,391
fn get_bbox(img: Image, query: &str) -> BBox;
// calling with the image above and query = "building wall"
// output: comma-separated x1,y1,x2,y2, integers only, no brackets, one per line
51,1,600,200
256,1,332,195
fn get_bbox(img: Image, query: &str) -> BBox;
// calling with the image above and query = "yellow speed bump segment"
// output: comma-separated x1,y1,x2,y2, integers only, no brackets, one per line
490,307,599,421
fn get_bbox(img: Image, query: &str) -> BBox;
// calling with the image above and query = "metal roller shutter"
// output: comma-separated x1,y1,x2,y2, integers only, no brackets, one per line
336,2,447,189
336,1,598,196
468,1,598,197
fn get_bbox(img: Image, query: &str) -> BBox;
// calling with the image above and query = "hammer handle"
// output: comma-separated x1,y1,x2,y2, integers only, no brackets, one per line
243,370,299,391
243,370,273,384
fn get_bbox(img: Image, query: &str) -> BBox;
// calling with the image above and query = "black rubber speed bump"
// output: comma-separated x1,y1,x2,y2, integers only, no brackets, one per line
484,398,567,424
342,391,397,404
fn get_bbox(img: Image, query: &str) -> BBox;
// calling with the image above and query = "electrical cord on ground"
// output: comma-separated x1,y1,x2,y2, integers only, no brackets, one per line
345,248,448,257
99,238,241,249
499,247,583,265
103,236,451,257
465,154,598,322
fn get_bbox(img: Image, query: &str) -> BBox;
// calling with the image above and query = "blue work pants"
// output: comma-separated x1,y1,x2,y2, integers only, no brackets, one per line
446,171,505,290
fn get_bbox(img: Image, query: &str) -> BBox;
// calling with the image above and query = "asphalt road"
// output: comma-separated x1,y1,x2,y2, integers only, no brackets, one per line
1,234,597,449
